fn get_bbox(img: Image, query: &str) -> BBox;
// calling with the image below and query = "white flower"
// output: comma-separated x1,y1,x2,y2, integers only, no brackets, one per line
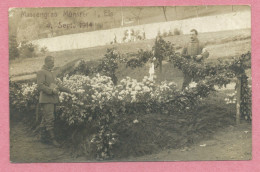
119,90,125,95
120,79,126,84
131,91,137,95
91,95,96,99
133,119,139,123
97,94,101,99
135,85,142,91
131,95,136,102
189,82,197,88
77,89,85,93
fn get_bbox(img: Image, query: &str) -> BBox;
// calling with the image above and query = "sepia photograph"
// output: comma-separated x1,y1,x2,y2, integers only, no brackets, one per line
9,6,252,162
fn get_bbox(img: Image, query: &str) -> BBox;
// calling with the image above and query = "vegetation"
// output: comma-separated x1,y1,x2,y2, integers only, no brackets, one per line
10,37,251,160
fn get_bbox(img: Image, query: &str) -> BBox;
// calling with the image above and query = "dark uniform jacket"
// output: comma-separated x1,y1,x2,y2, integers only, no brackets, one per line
37,65,70,104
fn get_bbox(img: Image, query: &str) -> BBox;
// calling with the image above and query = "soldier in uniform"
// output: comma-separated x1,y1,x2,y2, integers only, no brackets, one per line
37,56,72,147
181,29,209,90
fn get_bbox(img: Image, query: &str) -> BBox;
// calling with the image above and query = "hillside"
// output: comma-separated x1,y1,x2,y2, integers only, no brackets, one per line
10,28,251,82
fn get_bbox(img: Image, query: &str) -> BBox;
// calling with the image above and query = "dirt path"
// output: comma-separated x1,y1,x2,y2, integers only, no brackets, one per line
10,121,87,163
10,120,251,163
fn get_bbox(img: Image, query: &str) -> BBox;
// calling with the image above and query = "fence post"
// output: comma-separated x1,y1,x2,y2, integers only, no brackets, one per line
236,77,241,125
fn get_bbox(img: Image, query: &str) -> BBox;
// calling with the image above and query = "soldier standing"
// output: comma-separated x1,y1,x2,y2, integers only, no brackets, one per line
37,56,72,147
181,29,209,90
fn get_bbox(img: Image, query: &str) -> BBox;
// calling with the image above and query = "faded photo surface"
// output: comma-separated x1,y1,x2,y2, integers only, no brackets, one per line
9,6,252,162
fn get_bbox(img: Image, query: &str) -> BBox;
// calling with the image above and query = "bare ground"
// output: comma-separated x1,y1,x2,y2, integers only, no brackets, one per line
10,119,251,163
126,123,252,161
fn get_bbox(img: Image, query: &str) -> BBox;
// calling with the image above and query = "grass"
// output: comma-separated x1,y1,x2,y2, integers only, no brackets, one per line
110,90,238,159
10,28,251,82
9,26,252,161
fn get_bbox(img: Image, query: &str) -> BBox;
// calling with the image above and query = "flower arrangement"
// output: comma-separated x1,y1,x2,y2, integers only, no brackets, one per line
9,37,251,160
10,82,39,112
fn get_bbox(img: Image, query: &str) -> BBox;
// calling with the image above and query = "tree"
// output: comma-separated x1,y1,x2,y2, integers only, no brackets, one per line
174,6,178,20
120,7,124,26
19,41,37,59
130,7,143,25
9,34,19,60
162,7,168,21
153,36,174,73
9,8,22,36
196,6,199,17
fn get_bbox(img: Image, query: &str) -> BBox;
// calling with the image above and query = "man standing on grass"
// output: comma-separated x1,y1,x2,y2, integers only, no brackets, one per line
181,29,209,90
37,56,72,147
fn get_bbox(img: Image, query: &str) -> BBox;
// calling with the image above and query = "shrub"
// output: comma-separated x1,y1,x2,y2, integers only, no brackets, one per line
10,54,251,159
10,74,211,160
173,28,182,35
19,41,38,58
153,36,175,72
168,30,173,36
162,31,168,37
9,35,20,60
126,49,153,69
69,60,93,76
40,46,49,55
157,30,161,37
9,37,251,160
95,48,122,85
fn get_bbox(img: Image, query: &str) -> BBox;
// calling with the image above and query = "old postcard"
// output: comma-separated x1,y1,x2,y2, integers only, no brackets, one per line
9,6,251,162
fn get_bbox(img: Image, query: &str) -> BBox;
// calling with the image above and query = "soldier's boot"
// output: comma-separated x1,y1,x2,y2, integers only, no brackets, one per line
49,130,60,147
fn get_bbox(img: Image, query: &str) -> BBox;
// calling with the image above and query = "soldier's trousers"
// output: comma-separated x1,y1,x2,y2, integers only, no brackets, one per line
40,103,55,131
